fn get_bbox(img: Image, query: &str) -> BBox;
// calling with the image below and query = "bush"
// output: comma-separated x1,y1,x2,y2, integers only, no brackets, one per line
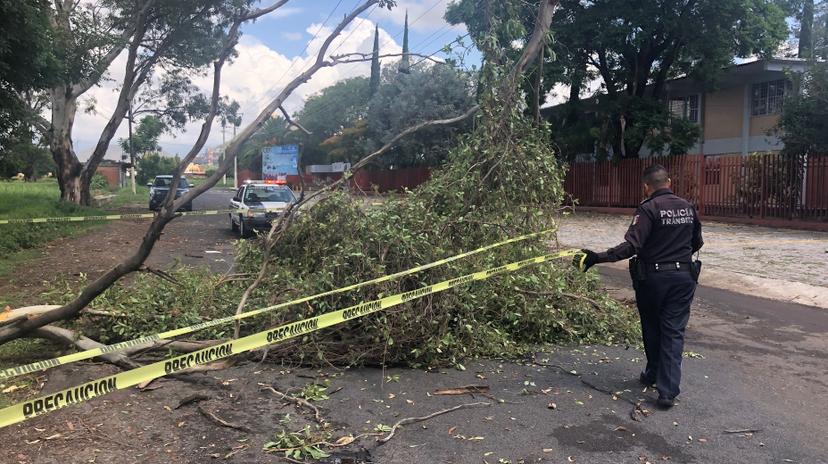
136,152,180,185
89,173,109,192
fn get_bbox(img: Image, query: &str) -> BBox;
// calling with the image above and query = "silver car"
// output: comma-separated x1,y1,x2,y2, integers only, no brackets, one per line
229,182,296,237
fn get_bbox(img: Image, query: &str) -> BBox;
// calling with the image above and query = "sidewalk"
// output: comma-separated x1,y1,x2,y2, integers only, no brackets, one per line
556,212,828,309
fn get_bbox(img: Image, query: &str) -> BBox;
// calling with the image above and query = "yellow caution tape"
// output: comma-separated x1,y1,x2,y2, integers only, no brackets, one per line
0,229,556,381
0,248,578,428
0,209,238,225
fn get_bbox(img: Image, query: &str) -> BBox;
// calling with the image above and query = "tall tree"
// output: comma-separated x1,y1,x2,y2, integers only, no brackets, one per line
294,77,371,164
800,0,816,58
448,0,789,158
0,0,59,150
370,25,381,95
366,63,475,167
23,0,259,205
399,10,411,73
119,115,165,158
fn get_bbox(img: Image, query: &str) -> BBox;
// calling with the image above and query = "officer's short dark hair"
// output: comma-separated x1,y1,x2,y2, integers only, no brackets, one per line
642,164,670,187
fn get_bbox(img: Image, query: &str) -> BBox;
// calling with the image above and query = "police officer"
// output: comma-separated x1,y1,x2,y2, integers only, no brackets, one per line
575,164,703,409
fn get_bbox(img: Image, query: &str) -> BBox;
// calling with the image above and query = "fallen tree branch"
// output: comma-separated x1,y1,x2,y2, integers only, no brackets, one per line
32,326,141,371
174,393,211,409
198,404,251,432
0,0,381,346
377,402,491,444
258,382,324,423
278,106,311,135
514,287,604,310
229,104,481,333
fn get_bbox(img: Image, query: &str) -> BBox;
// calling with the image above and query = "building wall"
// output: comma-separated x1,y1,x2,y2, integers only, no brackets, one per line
702,85,744,140
749,114,779,136
96,165,122,188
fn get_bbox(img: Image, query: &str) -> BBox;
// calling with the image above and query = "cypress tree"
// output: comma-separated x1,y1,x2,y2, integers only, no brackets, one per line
399,10,410,73
370,25,381,95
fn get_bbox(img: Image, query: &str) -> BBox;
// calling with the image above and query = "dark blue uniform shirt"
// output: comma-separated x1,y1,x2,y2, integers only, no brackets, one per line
598,188,704,264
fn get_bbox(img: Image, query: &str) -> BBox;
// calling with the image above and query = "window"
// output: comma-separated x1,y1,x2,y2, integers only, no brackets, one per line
243,185,296,203
751,79,787,116
668,95,700,123
152,177,189,188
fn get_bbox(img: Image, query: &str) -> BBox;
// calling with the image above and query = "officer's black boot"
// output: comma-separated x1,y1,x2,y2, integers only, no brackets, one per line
639,372,656,387
656,395,676,409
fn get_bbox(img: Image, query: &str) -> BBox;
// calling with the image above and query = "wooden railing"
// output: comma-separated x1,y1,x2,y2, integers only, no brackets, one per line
564,153,828,223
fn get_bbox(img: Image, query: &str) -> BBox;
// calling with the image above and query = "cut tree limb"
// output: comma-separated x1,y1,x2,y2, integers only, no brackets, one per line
377,402,491,444
32,326,141,371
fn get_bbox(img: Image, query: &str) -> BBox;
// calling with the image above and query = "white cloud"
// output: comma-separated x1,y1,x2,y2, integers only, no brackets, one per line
373,0,464,33
71,18,403,156
281,31,303,41
259,6,303,21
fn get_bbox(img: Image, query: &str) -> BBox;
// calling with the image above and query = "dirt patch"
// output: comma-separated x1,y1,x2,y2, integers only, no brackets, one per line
0,191,236,308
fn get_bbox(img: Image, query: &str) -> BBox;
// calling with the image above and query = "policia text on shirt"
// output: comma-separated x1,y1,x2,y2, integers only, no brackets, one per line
574,164,703,409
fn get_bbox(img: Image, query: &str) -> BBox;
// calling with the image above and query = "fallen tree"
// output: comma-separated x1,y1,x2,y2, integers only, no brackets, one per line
217,0,640,367
0,0,398,345
3,0,639,369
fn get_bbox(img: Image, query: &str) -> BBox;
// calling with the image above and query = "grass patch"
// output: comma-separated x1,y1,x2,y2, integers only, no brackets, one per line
107,184,150,209
0,338,62,407
0,180,106,257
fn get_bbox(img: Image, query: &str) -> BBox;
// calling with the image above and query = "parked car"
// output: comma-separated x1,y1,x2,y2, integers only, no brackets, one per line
229,181,296,238
148,175,192,211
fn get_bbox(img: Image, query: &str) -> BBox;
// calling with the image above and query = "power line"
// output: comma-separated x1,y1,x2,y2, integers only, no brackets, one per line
247,0,347,112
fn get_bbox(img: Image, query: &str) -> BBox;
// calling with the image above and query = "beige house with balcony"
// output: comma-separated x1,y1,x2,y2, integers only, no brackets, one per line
661,58,807,156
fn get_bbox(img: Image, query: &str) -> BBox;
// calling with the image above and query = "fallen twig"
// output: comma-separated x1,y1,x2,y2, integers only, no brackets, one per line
377,402,491,444
197,404,250,432
724,428,762,434
258,382,323,423
175,393,210,409
433,385,490,396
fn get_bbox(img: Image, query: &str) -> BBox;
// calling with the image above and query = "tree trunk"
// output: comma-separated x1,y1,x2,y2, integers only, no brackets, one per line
800,0,814,59
50,86,88,204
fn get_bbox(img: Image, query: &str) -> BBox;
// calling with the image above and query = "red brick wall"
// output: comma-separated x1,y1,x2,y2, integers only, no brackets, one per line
96,166,121,188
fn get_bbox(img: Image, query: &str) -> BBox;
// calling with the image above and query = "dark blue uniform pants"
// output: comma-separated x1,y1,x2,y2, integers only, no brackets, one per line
634,269,696,399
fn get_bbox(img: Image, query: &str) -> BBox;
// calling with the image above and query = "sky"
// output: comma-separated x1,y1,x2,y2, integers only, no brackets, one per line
74,0,471,160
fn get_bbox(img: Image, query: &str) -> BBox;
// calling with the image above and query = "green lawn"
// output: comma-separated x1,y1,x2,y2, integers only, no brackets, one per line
0,180,148,275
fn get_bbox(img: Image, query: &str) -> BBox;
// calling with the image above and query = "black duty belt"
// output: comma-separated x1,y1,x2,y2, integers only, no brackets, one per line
645,262,693,272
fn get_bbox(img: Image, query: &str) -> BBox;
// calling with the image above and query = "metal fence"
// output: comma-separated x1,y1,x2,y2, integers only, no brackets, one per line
564,153,828,223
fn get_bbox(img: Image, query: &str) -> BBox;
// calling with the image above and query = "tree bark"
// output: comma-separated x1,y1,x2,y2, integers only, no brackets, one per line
49,85,85,202
800,0,815,59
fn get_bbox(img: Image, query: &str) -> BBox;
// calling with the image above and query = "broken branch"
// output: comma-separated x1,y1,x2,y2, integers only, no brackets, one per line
259,382,324,423
377,402,491,444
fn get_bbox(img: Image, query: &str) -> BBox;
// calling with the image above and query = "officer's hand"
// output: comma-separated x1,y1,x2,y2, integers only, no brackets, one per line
573,249,600,272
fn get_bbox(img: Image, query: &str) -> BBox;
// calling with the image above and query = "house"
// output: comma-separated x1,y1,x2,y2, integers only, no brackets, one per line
661,57,808,156
95,159,128,188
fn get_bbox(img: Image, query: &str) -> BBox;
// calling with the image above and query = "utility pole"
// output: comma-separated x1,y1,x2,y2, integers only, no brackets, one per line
233,112,242,188
127,101,136,194
221,121,227,186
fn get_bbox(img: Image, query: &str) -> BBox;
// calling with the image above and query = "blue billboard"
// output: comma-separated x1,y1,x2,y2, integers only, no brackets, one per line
262,145,299,181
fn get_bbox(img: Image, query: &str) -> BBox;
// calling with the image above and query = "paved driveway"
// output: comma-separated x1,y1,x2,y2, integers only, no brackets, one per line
556,212,828,308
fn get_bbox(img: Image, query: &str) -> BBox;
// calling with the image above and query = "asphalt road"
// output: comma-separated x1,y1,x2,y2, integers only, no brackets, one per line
4,188,826,463
166,189,828,463
144,187,238,273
